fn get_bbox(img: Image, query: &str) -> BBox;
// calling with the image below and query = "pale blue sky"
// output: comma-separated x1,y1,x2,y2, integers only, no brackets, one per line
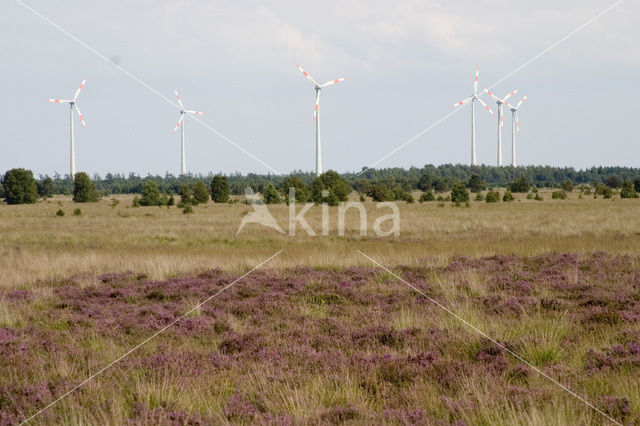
1,0,638,177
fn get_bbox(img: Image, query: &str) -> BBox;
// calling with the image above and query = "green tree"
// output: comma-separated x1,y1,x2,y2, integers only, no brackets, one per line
432,178,450,193
508,176,530,193
503,191,514,202
281,176,309,203
210,175,230,203
620,179,638,198
634,178,640,193
367,184,392,202
2,168,38,204
262,183,280,204
467,174,485,193
140,181,161,206
178,184,194,207
193,180,210,204
450,182,469,203
605,175,621,188
485,190,500,203
419,190,435,202
72,172,100,203
310,170,351,205
38,176,55,198
418,174,433,191
560,179,574,192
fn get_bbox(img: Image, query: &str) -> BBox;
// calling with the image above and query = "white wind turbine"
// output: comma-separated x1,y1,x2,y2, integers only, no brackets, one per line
48,78,87,178
450,67,495,166
483,88,519,166
506,95,528,167
296,64,347,177
173,89,205,175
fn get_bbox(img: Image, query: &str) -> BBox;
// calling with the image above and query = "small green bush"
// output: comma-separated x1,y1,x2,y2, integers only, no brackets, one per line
535,193,543,201
552,190,567,199
620,179,638,199
73,208,82,216
183,205,193,214
56,209,65,216
526,193,534,199
420,190,435,202
72,172,100,203
193,180,210,204
450,182,470,203
508,176,531,193
474,192,484,201
485,190,500,203
503,191,514,202
131,196,140,207
262,183,281,204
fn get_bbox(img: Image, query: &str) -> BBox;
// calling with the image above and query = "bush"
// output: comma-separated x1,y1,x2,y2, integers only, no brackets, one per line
2,168,38,204
167,195,175,206
450,182,469,203
140,181,161,206
535,193,543,201
552,190,567,199
418,174,433,191
210,175,230,203
419,190,435,203
193,181,210,204
72,172,100,203
131,196,140,207
526,192,534,199
508,176,530,193
262,183,280,204
392,186,413,203
432,178,450,193
183,205,193,214
73,208,82,216
467,174,485,193
620,179,638,198
38,176,55,198
56,209,65,216
605,175,621,188
310,171,351,205
110,198,120,208
281,176,309,203
503,191,514,202
560,179,574,192
367,184,392,202
602,187,613,199
485,190,500,203
178,185,194,207
474,192,484,201
634,178,640,193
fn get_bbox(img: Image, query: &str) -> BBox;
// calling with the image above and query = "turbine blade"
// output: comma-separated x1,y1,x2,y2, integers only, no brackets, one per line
296,63,319,86
74,104,87,128
483,88,500,103
474,67,479,95
321,77,347,88
451,97,473,109
502,89,519,102
477,97,495,115
186,110,205,116
174,89,185,109
516,111,520,134
517,95,528,109
173,113,184,132
73,78,87,101
48,99,72,103
500,114,504,129
314,91,320,120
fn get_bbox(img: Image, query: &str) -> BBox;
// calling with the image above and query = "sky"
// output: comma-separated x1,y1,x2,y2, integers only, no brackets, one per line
1,0,638,177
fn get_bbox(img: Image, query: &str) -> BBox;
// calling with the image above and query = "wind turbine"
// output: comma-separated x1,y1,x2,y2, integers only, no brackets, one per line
173,89,204,175
48,78,87,178
506,95,528,167
483,88,519,166
296,64,347,177
450,67,494,166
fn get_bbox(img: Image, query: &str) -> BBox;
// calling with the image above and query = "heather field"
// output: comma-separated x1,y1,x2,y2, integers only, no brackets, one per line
1,193,640,424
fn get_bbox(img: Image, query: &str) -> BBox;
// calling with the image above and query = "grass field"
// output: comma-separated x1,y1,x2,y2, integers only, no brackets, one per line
1,191,639,424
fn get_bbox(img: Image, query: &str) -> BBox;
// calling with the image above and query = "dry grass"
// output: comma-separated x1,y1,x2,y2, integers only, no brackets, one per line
1,190,639,289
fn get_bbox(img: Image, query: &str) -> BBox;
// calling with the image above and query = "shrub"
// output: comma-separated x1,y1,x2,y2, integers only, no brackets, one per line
73,208,82,216
432,178,450,193
367,184,393,202
210,175,230,203
419,190,435,203
38,176,55,198
526,193,534,199
605,175,621,188
508,176,530,193
56,209,65,216
392,186,413,203
534,193,543,201
167,195,175,206
418,174,433,191
310,171,351,205
634,178,640,193
467,174,485,192
485,190,500,203
262,183,280,204
131,196,140,207
140,181,161,206
193,181,210,204
620,179,638,199
450,182,469,203
560,179,574,192
503,191,514,202
551,190,567,199
110,198,120,208
183,205,193,214
602,187,613,199
2,168,38,204
72,172,100,203
359,194,365,202
474,192,484,201
178,185,194,207
281,176,309,203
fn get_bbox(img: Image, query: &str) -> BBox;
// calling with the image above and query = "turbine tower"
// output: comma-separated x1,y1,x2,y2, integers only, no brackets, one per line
173,89,205,175
483,88,519,166
506,95,528,167
450,67,494,166
48,78,87,178
296,64,347,177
